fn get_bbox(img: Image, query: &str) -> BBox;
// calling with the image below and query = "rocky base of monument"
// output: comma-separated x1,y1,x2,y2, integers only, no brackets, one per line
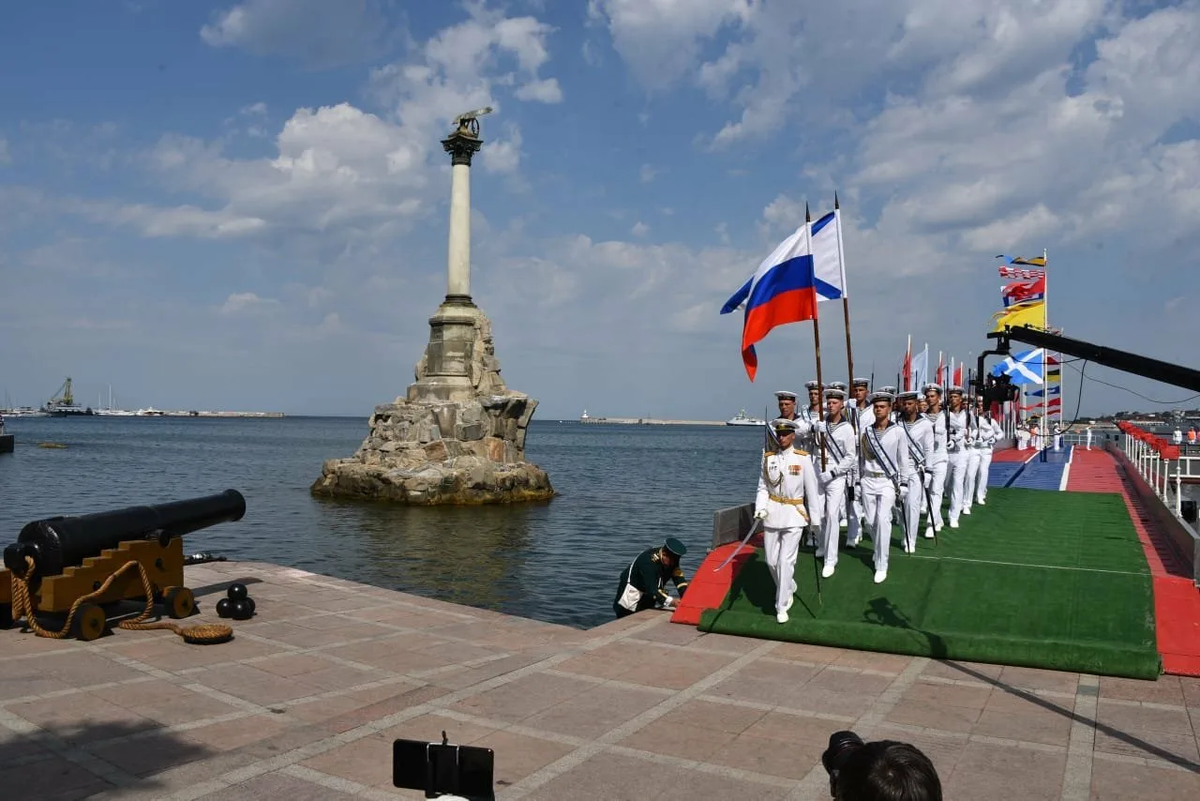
309,395,555,505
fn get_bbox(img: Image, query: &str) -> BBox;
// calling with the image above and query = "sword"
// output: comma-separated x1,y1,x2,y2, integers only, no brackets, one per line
713,517,763,572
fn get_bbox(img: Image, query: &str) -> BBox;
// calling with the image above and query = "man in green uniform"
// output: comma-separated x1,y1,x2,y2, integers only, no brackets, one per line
612,538,690,618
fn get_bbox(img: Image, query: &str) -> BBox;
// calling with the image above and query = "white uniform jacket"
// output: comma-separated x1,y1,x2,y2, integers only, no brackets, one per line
859,423,911,485
818,419,858,482
946,409,969,454
976,417,999,449
924,412,948,464
899,417,935,480
755,446,821,529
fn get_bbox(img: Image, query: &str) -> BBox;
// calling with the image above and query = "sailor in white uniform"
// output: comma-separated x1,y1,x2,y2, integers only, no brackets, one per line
945,386,970,528
897,390,934,554
1085,427,1093,450
922,383,949,537
754,418,821,623
847,377,871,539
975,403,998,505
1053,423,1064,450
796,380,826,545
814,387,858,578
858,391,910,583
962,396,982,516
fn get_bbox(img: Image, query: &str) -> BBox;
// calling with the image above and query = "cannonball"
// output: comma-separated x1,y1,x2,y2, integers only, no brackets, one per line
216,598,233,618
230,599,253,620
245,597,256,615
227,583,248,601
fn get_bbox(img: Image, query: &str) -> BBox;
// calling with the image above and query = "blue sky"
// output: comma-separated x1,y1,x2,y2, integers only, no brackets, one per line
1,0,1197,419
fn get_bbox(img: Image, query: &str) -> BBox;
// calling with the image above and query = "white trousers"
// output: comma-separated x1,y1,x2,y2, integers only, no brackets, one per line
976,450,993,502
965,450,982,509
925,459,948,529
860,477,896,573
947,452,969,523
902,475,923,551
820,477,848,568
763,526,802,613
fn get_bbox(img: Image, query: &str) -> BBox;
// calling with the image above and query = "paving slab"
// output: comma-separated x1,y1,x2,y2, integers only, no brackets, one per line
0,559,1196,800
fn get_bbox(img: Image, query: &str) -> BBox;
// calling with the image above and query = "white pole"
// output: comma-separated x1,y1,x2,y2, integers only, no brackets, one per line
447,161,472,298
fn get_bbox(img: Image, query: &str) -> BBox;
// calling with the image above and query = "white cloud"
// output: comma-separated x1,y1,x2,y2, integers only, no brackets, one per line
200,0,395,67
514,77,563,103
639,163,658,183
219,292,280,315
631,221,650,237
481,125,523,174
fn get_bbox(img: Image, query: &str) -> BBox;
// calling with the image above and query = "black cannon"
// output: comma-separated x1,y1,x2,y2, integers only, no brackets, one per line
0,490,246,640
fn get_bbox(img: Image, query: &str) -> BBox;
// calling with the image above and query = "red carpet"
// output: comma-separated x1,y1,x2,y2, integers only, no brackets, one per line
671,533,762,626
991,447,1036,463
1067,448,1200,676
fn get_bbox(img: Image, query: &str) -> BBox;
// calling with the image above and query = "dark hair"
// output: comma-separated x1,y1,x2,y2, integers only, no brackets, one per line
834,740,942,801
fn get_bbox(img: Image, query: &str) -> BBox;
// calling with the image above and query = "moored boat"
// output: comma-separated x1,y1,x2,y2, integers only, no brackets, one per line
726,409,765,426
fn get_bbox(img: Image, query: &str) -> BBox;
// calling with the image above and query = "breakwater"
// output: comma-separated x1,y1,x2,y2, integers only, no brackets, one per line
579,416,725,426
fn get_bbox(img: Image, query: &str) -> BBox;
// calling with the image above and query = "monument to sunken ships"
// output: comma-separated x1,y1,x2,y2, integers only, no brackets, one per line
311,108,554,505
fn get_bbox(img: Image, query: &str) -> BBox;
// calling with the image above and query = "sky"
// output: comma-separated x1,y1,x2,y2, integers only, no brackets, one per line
1,0,1197,420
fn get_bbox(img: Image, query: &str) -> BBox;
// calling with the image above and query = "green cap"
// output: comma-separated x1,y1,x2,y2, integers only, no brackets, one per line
664,537,687,557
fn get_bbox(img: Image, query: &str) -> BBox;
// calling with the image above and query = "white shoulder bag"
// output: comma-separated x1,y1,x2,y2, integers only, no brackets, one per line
617,556,642,612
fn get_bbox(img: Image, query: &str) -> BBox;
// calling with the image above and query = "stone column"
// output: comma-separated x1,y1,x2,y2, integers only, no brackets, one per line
442,128,482,306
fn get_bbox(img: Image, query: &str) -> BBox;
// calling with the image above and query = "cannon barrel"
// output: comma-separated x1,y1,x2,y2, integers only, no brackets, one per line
3,489,245,579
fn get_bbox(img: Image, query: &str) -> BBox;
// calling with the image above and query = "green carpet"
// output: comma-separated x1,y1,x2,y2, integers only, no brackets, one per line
698,488,1161,679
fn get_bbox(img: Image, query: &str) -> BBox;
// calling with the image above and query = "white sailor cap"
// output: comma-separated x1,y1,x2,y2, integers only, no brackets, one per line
922,383,942,395
804,380,821,391
947,385,965,394
827,381,848,392
879,385,897,395
824,387,847,400
896,390,920,401
851,377,870,387
769,417,800,433
774,390,798,401
868,391,895,404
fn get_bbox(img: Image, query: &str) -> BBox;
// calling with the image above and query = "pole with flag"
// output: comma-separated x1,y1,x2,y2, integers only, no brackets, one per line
1042,248,1049,438
833,194,856,394
806,202,828,471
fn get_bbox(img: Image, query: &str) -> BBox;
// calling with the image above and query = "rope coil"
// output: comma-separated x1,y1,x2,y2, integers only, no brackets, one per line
10,555,232,644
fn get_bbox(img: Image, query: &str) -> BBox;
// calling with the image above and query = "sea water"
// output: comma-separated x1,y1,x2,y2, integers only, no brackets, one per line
0,416,766,628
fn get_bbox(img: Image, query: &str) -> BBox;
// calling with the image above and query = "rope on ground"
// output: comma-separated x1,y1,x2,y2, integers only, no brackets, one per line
10,555,232,644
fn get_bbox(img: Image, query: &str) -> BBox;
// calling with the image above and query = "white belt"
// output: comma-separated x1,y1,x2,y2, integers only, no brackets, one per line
862,470,889,478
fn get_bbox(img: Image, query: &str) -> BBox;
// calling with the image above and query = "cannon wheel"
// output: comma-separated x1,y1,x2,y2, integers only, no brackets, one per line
72,603,107,641
163,587,195,620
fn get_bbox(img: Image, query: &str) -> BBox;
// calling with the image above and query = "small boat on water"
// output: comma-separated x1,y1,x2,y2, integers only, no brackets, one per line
726,409,766,427
43,377,94,417
0,413,13,453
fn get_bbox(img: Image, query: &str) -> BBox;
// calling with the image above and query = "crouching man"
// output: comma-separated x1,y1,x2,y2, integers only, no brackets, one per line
612,538,690,619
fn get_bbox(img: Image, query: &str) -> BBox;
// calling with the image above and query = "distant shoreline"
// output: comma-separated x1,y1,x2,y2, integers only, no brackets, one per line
577,417,727,426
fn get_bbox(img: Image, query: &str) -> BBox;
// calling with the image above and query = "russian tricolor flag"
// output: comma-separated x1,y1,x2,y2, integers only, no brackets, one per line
720,225,818,381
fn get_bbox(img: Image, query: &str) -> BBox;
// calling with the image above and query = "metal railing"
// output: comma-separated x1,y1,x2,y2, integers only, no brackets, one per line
1118,433,1198,519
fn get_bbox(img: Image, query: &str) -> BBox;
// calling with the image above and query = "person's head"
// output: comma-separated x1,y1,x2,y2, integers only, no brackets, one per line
775,390,798,418
833,739,942,801
660,537,687,569
922,384,941,411
947,388,964,411
917,399,928,414
897,391,920,421
852,378,870,404
806,380,822,407
825,388,847,421
771,418,799,447
868,392,893,425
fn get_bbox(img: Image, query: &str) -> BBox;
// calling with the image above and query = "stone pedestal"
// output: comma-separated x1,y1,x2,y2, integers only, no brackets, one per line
310,302,554,504
310,113,552,505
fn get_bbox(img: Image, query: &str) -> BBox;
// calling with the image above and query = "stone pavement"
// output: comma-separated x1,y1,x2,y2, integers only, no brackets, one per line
1,561,1198,800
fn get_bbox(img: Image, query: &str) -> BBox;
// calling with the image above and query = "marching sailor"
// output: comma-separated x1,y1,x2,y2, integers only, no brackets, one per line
922,383,949,537
797,380,826,545
814,387,858,578
859,391,911,583
774,390,800,422
962,397,982,516
975,401,999,505
945,386,970,528
850,378,872,425
897,390,935,554
754,418,821,623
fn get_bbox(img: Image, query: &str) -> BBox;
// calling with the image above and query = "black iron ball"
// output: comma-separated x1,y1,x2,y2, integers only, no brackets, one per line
230,599,253,620
227,583,248,601
216,598,233,618
245,597,256,615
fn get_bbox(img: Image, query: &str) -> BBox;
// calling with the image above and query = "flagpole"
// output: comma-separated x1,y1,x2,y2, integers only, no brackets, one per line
1042,247,1049,445
834,193,856,396
806,202,827,470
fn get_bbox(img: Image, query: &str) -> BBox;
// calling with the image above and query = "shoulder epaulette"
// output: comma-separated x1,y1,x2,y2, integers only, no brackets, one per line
793,448,809,456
